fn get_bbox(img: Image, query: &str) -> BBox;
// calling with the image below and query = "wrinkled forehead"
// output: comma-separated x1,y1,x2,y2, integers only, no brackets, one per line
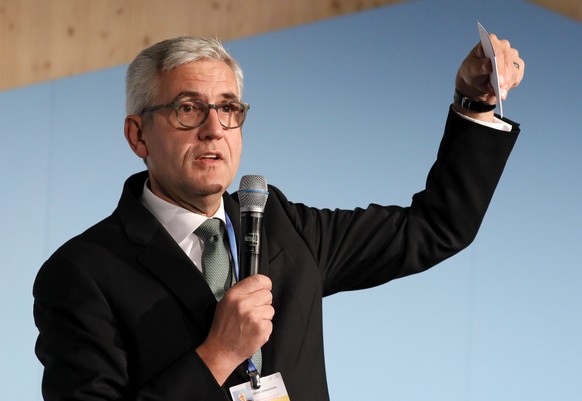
155,60,241,102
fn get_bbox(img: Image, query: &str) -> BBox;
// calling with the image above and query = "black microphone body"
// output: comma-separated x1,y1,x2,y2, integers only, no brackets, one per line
239,211,263,278
238,175,269,280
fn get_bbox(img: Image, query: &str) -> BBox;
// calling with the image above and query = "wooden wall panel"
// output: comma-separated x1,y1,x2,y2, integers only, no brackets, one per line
528,0,582,22
0,0,578,92
0,0,404,91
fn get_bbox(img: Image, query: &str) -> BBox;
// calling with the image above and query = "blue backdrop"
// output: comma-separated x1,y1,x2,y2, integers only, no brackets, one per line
1,1,580,400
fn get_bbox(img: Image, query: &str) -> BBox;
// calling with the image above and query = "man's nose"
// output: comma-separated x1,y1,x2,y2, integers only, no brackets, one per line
197,108,225,140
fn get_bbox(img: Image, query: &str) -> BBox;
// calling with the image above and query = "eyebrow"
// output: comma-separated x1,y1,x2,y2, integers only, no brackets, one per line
176,91,240,102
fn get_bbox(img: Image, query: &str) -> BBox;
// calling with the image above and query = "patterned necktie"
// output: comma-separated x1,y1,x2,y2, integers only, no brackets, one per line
195,218,262,373
195,218,230,301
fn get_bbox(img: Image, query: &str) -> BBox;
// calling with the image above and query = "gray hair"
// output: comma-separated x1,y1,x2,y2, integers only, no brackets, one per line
125,36,244,120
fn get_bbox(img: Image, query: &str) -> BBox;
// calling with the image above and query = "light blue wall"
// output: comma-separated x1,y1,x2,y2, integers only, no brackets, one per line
1,1,581,400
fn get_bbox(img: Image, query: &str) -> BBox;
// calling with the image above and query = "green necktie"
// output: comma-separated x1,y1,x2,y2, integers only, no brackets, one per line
195,218,262,373
195,218,231,301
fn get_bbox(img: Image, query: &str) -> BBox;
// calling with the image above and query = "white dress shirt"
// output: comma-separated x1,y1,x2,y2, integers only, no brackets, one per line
139,180,226,272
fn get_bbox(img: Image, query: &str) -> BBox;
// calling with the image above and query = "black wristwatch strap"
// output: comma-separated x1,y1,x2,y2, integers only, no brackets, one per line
453,89,496,112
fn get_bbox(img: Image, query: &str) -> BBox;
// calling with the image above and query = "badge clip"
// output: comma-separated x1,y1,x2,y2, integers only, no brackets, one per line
247,369,261,389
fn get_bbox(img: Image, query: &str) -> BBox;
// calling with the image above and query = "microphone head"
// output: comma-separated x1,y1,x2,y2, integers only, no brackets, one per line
238,175,269,213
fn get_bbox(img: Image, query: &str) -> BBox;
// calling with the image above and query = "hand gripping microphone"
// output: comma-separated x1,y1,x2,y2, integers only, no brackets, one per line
238,175,269,279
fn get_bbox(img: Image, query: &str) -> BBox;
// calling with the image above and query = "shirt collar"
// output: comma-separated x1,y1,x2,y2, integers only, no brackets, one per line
140,179,226,245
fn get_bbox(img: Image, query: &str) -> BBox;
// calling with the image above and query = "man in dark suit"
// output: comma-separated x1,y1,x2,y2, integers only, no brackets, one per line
33,35,524,400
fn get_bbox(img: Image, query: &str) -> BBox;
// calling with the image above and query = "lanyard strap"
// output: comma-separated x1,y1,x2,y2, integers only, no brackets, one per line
225,213,239,280
225,214,262,389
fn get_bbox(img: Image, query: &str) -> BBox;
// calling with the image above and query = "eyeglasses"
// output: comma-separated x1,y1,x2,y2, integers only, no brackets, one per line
140,97,250,129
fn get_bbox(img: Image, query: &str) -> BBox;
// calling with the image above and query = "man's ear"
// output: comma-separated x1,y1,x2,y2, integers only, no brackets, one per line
124,115,148,159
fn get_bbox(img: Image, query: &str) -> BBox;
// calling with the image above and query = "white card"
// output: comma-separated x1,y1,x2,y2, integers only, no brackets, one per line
477,22,503,118
229,372,290,401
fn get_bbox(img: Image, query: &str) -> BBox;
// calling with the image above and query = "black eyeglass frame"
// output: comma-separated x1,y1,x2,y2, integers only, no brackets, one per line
140,98,250,129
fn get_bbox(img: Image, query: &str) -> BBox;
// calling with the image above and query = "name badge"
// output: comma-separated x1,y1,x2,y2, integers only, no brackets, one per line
229,372,290,401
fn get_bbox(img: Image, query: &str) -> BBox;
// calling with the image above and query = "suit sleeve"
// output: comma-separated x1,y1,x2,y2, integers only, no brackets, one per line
33,254,230,401
274,107,519,296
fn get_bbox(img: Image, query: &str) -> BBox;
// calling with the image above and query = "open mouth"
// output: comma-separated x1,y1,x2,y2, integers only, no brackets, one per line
198,152,221,161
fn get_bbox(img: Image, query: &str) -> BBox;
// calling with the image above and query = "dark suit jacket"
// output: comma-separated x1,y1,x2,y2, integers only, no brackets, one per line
34,109,519,401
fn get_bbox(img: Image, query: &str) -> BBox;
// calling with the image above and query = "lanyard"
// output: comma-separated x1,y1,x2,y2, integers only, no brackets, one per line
225,213,262,389
225,213,239,280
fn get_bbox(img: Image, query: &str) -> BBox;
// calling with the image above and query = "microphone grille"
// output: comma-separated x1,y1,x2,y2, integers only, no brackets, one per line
238,175,269,212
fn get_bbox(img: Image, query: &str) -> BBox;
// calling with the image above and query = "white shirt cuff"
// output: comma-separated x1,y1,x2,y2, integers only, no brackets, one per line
453,109,513,132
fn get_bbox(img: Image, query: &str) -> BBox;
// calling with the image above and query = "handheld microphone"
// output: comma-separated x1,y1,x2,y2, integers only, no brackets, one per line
238,175,269,279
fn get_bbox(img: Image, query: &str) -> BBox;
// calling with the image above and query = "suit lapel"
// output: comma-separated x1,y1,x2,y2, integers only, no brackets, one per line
118,172,216,334
138,229,217,331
